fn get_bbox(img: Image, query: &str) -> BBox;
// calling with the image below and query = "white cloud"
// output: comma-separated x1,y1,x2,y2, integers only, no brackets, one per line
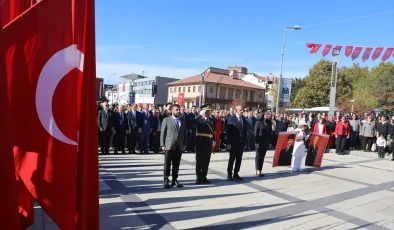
96,62,202,84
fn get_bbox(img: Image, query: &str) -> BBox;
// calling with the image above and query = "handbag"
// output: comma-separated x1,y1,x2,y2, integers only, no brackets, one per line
371,142,377,152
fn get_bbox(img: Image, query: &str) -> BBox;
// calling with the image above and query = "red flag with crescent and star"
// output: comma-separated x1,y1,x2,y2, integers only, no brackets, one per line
345,46,353,57
178,93,185,106
3,0,98,229
0,8,22,230
371,47,384,61
321,44,332,57
351,47,363,60
306,43,322,53
382,48,394,61
362,47,373,62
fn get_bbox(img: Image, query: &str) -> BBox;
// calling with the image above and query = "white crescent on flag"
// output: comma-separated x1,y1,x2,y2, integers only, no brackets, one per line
35,45,83,146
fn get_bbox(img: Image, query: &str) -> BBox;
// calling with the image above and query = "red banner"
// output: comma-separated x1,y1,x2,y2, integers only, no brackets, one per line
177,93,184,106
351,47,363,60
372,47,384,61
306,43,322,53
345,46,353,57
382,48,394,61
322,44,332,57
305,133,329,168
272,131,297,167
362,47,373,62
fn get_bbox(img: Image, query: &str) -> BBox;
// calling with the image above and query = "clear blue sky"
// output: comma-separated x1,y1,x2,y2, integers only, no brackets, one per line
95,0,394,84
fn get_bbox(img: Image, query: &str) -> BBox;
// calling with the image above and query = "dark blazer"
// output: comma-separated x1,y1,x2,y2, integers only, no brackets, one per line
278,146,293,166
153,116,161,132
140,110,153,129
160,116,188,150
226,115,248,146
187,112,197,131
115,112,128,133
254,119,272,144
97,109,115,131
127,110,143,131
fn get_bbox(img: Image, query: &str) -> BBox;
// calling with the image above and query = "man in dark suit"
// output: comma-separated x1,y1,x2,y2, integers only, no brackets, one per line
226,105,248,181
152,108,162,153
160,104,188,189
140,104,153,154
114,105,128,154
278,134,295,166
97,101,115,155
187,105,197,152
127,104,143,154
306,135,319,166
246,111,255,151
160,102,172,121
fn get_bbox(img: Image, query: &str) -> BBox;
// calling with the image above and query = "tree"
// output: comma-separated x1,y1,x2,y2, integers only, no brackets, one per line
290,77,306,102
370,62,394,109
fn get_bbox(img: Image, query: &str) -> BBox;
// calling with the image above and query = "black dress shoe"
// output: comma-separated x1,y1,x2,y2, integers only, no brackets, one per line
171,179,183,188
227,175,234,181
233,174,243,180
202,178,212,184
164,179,170,189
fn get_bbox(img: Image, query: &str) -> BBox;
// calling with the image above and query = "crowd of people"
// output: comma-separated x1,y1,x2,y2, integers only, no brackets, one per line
97,102,394,188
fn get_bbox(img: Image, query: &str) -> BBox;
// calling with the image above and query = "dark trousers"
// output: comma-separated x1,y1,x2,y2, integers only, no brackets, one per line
99,129,111,154
377,146,385,158
255,140,269,171
114,132,126,153
336,135,347,154
227,143,245,175
362,136,373,151
195,145,212,179
164,149,182,179
127,129,138,153
152,131,161,153
187,129,196,151
350,131,358,148
140,128,151,152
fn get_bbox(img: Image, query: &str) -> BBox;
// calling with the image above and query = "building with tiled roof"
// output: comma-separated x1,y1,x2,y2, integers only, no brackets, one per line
166,66,266,110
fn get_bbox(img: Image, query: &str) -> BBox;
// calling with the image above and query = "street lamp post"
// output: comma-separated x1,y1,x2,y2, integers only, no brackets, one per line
199,73,204,107
328,48,340,116
350,99,355,113
275,26,301,114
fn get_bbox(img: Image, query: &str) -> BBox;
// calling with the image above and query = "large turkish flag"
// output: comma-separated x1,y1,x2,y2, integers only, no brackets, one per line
3,0,98,229
1,0,33,27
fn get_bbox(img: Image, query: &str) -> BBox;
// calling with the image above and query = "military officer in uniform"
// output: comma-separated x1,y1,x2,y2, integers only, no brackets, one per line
194,104,215,184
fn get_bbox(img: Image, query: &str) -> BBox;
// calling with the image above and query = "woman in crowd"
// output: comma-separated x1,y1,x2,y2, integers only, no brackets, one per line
214,110,223,152
349,114,361,150
360,116,375,152
313,118,327,134
254,112,272,177
326,115,336,148
335,116,350,155
291,123,307,172
270,114,277,149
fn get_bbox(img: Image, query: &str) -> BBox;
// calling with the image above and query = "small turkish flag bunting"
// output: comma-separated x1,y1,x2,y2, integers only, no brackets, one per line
362,47,373,62
322,44,332,57
351,47,363,60
306,43,322,54
371,47,384,61
382,48,394,61
345,46,353,57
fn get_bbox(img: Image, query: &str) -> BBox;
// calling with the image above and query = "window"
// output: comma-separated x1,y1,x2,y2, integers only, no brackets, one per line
208,86,213,93
258,92,263,98
193,86,196,92
198,86,201,92
170,87,172,93
188,87,191,92
183,87,185,92
174,87,176,93
178,87,181,92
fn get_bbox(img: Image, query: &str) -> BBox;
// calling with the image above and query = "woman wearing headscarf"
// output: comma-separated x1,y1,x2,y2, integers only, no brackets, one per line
254,112,272,177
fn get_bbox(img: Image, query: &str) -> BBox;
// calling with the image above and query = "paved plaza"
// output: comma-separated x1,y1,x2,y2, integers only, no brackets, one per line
30,150,394,230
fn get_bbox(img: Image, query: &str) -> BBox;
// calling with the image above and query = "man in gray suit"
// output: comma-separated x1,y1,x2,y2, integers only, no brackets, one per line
97,101,115,155
160,104,188,189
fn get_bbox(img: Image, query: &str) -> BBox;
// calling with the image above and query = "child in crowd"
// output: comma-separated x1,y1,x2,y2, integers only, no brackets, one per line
376,134,386,159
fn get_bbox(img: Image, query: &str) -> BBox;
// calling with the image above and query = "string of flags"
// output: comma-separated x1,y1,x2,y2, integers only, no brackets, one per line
305,43,394,62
